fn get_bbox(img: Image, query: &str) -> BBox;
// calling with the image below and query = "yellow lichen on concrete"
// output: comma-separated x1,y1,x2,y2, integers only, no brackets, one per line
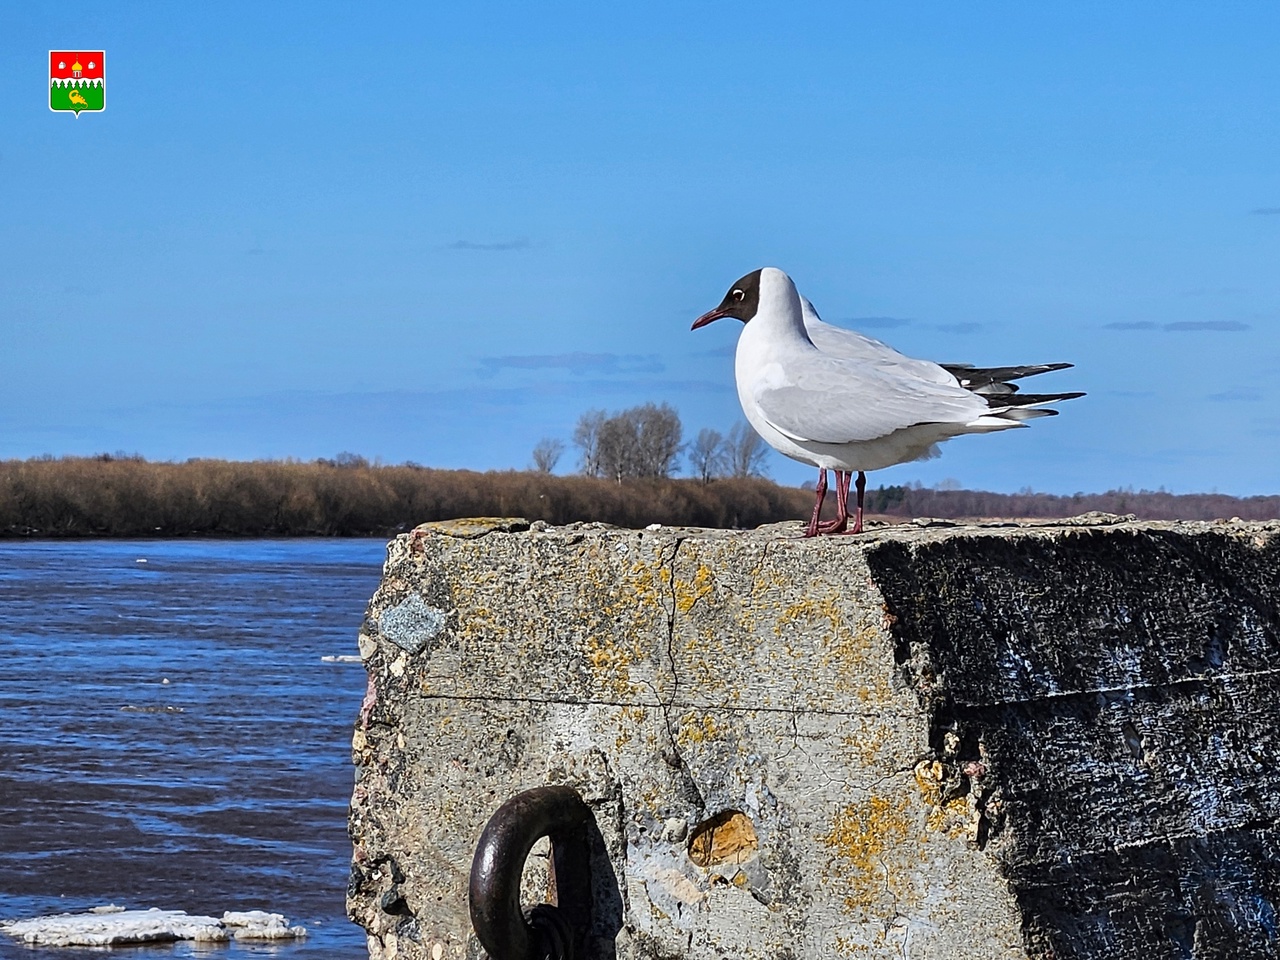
679,625,738,700
620,557,662,608
674,562,715,613
614,704,651,749
585,634,643,698
676,709,722,747
841,716,894,768
576,547,673,699
822,794,916,913
914,760,976,838
776,594,841,643
829,621,894,702
776,593,890,702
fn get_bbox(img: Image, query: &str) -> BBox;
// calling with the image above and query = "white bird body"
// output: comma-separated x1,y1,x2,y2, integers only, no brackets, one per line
692,266,1082,535
730,269,1022,473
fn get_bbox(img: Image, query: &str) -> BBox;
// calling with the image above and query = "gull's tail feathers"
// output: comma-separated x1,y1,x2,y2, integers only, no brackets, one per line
989,391,1087,408
943,361,1073,386
985,388,1085,423
992,407,1058,422
946,358,1083,422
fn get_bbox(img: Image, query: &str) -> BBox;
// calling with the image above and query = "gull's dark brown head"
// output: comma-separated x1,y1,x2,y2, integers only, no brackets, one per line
692,269,763,329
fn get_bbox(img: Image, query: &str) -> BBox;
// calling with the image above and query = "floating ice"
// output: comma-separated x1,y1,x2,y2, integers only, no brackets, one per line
0,907,306,946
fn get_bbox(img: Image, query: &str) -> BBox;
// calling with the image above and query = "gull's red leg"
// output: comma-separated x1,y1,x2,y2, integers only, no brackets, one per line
850,470,866,534
803,468,828,538
819,470,850,534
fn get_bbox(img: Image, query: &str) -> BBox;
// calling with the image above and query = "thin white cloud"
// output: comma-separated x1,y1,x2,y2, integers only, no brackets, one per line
830,316,982,335
1104,320,1250,332
1165,321,1250,332
448,238,531,251
934,322,983,335
692,343,736,359
478,352,664,377
848,316,913,329
1206,389,1262,402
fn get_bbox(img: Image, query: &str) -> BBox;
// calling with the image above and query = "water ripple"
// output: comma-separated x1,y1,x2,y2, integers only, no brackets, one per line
0,539,385,958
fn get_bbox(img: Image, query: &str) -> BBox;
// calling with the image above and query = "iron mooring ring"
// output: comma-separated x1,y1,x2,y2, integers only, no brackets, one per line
469,785,594,960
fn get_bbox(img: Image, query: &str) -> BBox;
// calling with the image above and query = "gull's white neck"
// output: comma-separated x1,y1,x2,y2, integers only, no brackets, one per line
740,267,813,353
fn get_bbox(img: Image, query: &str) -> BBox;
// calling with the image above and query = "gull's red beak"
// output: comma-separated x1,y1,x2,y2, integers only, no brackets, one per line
691,307,731,330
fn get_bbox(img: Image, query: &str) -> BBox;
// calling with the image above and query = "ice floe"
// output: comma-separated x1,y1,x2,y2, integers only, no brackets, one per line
0,905,306,946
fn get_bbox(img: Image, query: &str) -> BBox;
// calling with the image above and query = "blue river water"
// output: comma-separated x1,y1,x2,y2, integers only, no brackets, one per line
0,539,388,958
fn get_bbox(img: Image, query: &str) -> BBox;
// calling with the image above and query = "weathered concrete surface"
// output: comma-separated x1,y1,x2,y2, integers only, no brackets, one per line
347,515,1280,960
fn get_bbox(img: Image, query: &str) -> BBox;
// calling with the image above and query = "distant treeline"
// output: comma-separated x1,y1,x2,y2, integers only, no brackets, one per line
863,484,1280,522
0,456,812,537
0,456,1275,538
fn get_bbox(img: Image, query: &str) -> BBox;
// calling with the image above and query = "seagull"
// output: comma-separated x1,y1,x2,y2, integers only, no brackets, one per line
692,267,1083,536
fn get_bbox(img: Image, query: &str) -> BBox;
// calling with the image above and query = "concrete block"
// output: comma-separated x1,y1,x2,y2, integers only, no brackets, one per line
347,516,1280,960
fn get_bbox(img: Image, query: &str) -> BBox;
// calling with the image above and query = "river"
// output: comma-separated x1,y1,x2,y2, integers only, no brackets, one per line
0,539,387,958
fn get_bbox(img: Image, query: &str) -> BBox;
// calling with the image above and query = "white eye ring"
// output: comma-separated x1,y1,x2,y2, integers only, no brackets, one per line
732,289,744,302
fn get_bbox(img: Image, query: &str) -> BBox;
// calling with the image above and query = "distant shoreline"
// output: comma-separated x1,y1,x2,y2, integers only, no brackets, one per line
2,457,1276,538
0,457,812,538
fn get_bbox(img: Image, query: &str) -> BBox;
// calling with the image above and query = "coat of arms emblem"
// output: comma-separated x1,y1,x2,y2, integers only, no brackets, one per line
50,51,105,116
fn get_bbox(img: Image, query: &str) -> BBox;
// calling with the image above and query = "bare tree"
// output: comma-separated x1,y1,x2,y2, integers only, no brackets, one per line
689,428,725,484
572,410,607,477
531,438,565,473
632,402,683,478
597,414,641,482
576,403,684,481
724,422,769,478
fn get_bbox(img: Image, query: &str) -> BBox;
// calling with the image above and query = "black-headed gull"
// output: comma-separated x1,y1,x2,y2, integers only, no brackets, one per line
692,267,1082,536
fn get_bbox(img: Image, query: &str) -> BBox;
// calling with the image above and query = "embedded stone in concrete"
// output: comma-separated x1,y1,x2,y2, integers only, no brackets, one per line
380,594,448,654
347,516,1280,960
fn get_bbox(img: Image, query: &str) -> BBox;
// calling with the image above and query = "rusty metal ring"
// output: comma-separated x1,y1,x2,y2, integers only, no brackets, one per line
469,785,593,960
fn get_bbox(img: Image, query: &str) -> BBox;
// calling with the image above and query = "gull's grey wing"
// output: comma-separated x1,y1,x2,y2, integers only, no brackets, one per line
801,304,958,388
753,353,990,444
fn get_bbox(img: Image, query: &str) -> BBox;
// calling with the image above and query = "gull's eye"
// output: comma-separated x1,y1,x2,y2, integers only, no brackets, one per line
732,289,745,302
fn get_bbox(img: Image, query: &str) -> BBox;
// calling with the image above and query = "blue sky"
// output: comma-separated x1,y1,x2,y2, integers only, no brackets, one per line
3,2,1278,494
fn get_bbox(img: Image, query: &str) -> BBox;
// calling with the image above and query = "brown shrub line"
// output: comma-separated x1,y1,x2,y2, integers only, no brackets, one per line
1,458,1274,538
0,458,813,537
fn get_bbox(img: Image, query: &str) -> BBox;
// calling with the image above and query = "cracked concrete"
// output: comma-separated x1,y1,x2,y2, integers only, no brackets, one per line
348,516,1280,960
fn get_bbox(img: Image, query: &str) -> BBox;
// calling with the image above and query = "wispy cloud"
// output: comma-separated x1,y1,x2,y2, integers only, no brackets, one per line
835,316,981,335
1180,287,1242,297
848,316,913,329
934,322,983,335
1166,321,1250,332
1250,207,1280,216
692,343,736,359
1207,389,1262,402
478,352,664,377
448,238,531,251
1104,320,1250,332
